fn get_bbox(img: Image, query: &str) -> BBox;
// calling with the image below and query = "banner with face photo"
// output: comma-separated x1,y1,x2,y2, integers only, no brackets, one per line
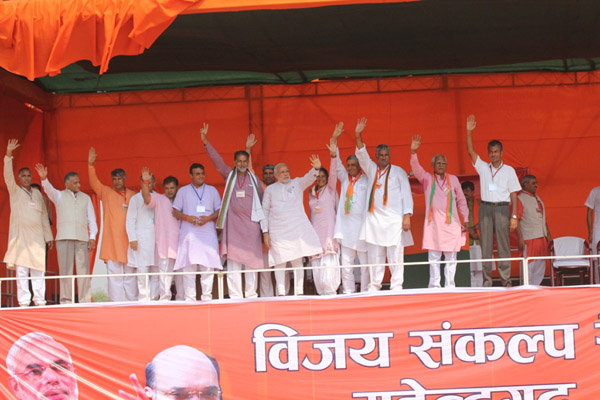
0,286,598,400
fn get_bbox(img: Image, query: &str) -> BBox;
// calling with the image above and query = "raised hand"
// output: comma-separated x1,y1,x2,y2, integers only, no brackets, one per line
88,147,97,166
325,137,337,157
466,115,476,131
246,133,257,151
118,373,150,400
34,163,48,180
355,117,367,136
309,154,321,170
332,122,344,140
141,167,152,182
6,139,20,156
200,122,209,145
410,135,422,154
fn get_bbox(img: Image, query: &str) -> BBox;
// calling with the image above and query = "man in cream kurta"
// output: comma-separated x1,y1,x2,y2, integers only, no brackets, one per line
3,139,53,307
354,118,414,292
262,156,323,296
36,165,98,304
126,175,159,301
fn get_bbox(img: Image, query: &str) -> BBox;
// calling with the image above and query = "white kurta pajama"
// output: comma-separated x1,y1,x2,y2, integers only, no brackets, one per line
356,146,414,291
308,156,340,296
126,193,159,301
263,168,322,295
333,151,370,294
3,156,53,306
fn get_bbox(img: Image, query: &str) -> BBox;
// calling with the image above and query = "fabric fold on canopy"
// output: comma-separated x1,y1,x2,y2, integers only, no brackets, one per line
0,0,197,80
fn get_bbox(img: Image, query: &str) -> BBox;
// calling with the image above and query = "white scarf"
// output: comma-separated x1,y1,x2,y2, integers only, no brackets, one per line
216,169,264,229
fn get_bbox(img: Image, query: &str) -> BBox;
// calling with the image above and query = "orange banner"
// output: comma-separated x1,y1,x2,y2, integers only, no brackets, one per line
0,287,598,399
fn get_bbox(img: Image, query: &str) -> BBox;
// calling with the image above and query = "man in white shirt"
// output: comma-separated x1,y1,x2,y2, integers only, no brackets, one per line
354,118,414,291
35,164,97,304
466,115,521,287
585,185,600,253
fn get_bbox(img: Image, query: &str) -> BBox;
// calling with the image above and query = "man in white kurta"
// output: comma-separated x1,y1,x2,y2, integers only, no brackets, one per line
354,118,414,291
172,163,222,301
36,165,98,304
3,139,53,307
586,185,600,255
262,156,323,296
126,176,159,301
330,123,369,294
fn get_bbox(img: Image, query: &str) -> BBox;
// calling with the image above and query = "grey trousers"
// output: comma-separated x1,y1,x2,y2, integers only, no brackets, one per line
479,203,511,287
56,240,91,303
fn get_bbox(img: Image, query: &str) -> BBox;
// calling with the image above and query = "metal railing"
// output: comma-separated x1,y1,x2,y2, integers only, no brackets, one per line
1,253,599,307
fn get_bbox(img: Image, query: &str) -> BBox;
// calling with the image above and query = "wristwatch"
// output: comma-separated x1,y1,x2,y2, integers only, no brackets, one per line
511,214,517,219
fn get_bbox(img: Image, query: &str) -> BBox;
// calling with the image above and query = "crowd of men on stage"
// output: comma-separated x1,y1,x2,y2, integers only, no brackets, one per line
4,115,600,306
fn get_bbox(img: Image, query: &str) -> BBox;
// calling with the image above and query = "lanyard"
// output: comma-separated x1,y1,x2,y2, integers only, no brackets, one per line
376,165,390,182
434,174,447,191
489,162,504,181
236,172,248,189
314,185,325,200
192,184,206,203
20,186,33,200
115,188,127,203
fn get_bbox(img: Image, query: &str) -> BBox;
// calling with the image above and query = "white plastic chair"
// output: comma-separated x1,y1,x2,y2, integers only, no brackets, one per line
549,236,593,286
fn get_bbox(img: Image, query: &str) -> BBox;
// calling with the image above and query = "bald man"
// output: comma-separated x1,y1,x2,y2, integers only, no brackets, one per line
6,332,78,400
119,345,221,400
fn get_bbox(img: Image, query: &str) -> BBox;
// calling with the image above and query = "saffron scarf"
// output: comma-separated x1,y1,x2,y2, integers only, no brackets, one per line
344,172,362,214
368,165,391,213
428,173,453,224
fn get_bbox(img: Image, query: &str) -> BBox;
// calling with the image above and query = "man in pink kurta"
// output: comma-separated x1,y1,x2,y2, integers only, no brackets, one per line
308,146,340,295
203,128,265,299
410,135,469,288
141,169,181,301
88,148,136,302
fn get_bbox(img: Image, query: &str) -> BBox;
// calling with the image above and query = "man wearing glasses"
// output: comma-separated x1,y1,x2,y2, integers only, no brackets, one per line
410,135,469,288
6,332,78,400
119,345,221,400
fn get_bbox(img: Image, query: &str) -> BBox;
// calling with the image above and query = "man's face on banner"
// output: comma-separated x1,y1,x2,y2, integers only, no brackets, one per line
8,339,78,400
148,347,220,400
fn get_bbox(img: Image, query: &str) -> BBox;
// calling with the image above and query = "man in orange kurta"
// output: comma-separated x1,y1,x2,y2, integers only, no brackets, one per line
88,148,135,302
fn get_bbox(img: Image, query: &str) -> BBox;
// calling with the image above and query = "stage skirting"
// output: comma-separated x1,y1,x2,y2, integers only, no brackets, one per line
0,286,597,399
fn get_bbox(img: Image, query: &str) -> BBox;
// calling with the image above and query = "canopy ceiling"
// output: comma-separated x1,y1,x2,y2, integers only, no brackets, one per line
4,0,600,94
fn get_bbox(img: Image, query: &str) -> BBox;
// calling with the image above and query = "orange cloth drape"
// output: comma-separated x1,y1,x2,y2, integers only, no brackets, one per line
0,0,197,80
0,0,416,81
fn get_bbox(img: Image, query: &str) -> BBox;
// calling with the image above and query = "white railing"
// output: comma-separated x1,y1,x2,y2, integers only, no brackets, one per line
1,254,599,307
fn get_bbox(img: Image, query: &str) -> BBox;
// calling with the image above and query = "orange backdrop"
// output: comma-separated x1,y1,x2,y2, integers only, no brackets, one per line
1,71,599,286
